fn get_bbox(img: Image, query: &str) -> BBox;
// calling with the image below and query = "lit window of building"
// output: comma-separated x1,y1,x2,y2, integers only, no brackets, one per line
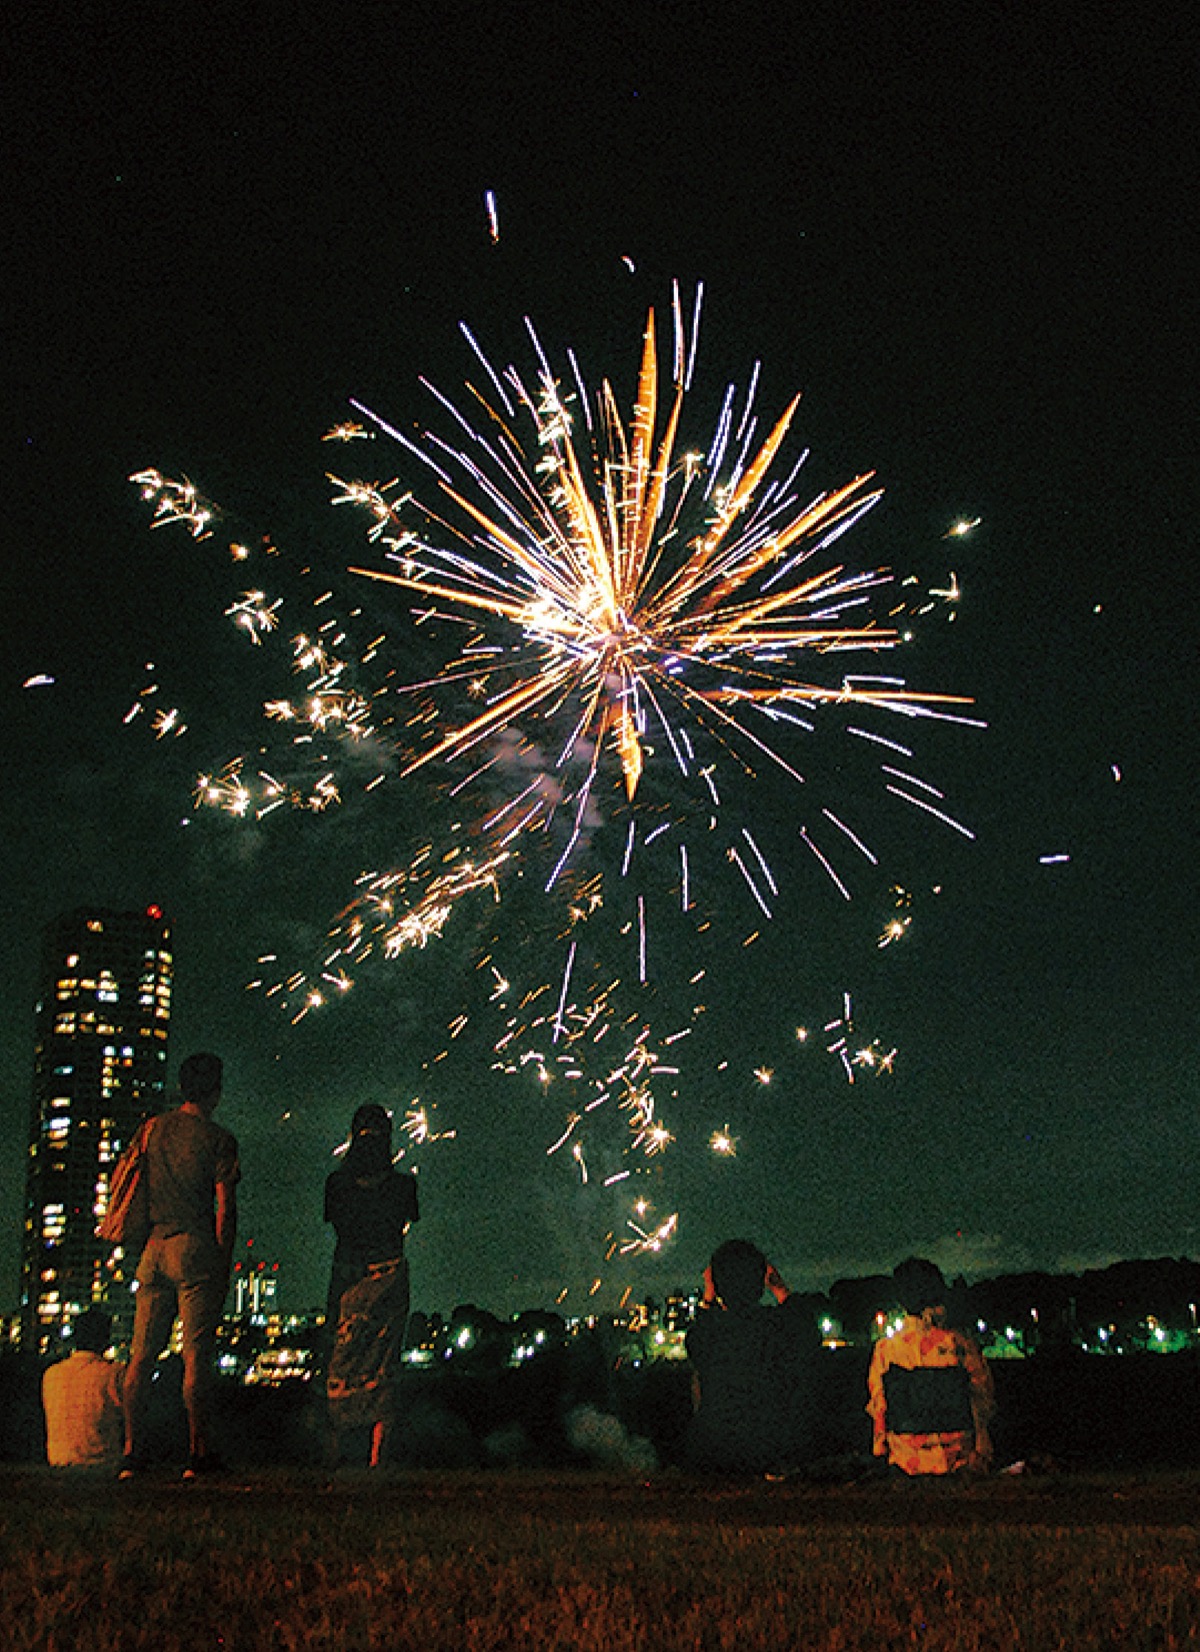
21,906,173,1352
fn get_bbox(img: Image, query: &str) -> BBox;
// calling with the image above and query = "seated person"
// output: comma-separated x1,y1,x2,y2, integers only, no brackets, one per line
42,1307,125,1468
685,1238,825,1474
867,1257,994,1477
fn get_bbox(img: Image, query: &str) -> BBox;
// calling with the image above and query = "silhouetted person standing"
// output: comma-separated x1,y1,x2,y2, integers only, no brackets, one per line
325,1104,419,1468
121,1052,239,1478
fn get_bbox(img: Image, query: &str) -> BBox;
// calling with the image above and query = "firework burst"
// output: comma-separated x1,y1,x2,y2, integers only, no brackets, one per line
337,287,976,899
128,291,979,1285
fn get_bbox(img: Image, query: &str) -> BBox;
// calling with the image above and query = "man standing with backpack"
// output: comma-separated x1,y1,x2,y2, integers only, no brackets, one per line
120,1052,240,1478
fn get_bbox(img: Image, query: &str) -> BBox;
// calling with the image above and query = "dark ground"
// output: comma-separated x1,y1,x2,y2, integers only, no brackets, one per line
3,1461,1197,1652
4,1461,1200,1529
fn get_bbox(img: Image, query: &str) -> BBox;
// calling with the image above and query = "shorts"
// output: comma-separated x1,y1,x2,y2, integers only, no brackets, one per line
130,1230,228,1364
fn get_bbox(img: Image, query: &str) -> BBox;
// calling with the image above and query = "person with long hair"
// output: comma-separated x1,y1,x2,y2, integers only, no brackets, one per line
324,1104,419,1467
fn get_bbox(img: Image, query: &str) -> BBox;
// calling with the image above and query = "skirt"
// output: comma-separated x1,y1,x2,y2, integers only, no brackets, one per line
326,1256,410,1430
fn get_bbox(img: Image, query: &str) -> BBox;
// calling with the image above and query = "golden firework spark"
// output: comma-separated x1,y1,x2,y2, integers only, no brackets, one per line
129,469,215,539
322,421,372,443
620,1210,678,1256
402,1101,457,1146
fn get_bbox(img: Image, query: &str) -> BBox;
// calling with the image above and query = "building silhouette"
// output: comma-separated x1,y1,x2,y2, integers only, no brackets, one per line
232,1258,279,1319
20,906,173,1352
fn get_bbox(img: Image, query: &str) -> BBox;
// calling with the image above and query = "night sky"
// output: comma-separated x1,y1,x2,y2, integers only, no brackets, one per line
2,5,1194,1319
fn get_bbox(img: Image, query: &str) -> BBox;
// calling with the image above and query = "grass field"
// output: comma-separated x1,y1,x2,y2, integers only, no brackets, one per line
3,1468,1199,1650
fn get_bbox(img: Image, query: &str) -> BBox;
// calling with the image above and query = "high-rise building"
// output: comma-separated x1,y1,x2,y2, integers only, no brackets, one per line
20,906,173,1352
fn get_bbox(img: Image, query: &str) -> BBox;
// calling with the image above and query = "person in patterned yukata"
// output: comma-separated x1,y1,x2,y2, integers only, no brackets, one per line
867,1257,994,1477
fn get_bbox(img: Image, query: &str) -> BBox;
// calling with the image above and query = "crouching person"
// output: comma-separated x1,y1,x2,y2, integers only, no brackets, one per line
43,1308,125,1468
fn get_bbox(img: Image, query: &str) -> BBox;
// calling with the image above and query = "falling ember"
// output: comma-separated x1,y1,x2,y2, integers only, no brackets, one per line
484,189,500,243
402,1101,456,1146
620,1210,678,1255
928,573,960,603
553,942,578,1042
151,707,186,739
225,590,281,643
859,1037,899,1077
710,1127,737,1157
547,1114,581,1156
129,469,215,539
878,916,911,948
